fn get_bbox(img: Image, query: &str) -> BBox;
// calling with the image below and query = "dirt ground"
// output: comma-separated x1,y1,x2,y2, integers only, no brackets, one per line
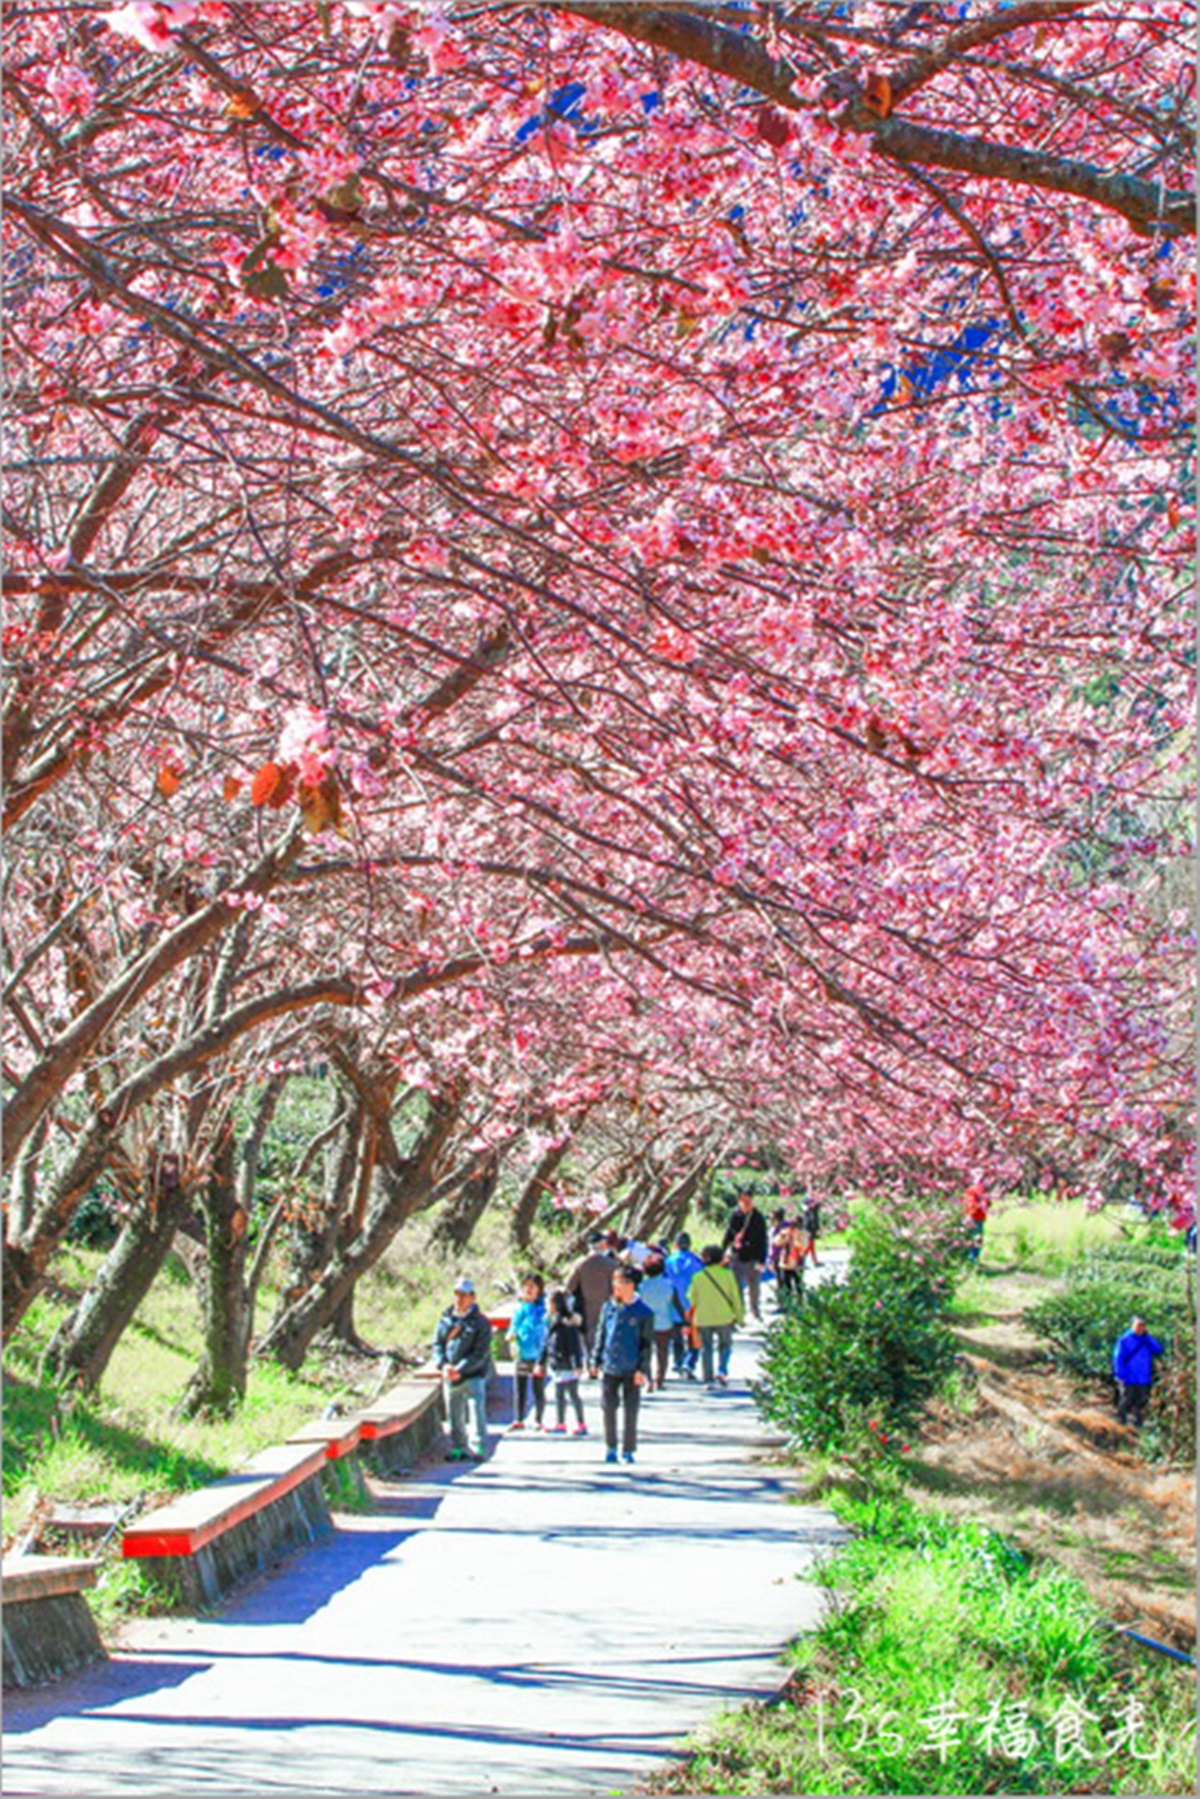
911,1269,1196,1651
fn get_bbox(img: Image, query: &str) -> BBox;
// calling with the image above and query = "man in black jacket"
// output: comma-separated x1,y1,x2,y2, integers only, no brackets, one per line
434,1277,493,1460
722,1191,768,1322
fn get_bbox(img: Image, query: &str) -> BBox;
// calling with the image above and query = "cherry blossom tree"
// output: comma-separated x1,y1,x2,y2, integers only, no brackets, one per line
3,0,1194,1370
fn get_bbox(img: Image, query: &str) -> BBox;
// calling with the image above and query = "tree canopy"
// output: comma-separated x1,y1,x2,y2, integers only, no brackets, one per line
3,1,1194,1358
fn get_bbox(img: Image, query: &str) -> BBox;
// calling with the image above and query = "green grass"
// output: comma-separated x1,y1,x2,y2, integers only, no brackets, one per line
980,1196,1127,1274
1,1192,573,1551
654,1490,1197,1795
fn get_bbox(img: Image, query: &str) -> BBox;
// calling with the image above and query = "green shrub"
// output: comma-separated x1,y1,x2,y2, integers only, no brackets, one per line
758,1268,957,1453
1025,1273,1189,1382
1024,1256,1195,1463
65,1187,121,1249
1085,1242,1187,1270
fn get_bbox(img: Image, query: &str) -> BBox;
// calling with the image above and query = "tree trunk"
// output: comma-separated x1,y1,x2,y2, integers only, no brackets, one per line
257,1094,463,1371
3,1239,46,1340
430,1151,500,1251
511,1139,570,1251
176,1124,250,1417
39,1183,184,1390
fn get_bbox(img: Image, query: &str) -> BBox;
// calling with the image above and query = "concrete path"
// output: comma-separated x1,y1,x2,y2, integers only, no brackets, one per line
4,1268,846,1797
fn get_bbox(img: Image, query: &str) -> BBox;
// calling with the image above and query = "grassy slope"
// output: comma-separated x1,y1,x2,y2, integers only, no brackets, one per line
650,1200,1197,1797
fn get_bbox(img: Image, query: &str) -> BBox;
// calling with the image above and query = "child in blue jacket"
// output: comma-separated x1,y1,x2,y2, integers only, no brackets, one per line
507,1273,549,1429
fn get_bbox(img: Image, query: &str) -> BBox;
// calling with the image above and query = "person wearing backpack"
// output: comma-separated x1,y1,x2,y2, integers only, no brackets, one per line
689,1244,745,1387
666,1231,704,1378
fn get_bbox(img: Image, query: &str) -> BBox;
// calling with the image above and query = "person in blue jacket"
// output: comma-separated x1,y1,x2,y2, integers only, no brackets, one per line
666,1232,703,1378
590,1266,655,1465
507,1273,550,1430
1112,1315,1165,1428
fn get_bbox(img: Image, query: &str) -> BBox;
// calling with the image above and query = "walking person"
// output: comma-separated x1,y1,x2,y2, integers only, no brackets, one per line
767,1208,790,1300
801,1193,822,1268
545,1288,588,1434
590,1265,655,1464
961,1183,988,1263
722,1189,768,1322
666,1231,704,1377
637,1254,681,1390
1112,1315,1165,1428
507,1272,550,1430
690,1252,744,1388
774,1212,805,1307
433,1277,493,1461
566,1232,618,1358
690,1244,744,1387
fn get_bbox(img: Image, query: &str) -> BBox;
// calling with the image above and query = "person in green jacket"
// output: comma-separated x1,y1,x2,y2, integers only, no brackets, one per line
689,1244,745,1387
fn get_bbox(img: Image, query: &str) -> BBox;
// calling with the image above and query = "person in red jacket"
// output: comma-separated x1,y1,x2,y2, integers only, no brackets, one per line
961,1184,989,1262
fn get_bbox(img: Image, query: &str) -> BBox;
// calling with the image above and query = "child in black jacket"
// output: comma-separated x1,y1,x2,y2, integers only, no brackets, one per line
545,1288,588,1433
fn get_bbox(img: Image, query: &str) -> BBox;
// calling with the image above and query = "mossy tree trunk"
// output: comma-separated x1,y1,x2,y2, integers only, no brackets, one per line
40,1173,185,1390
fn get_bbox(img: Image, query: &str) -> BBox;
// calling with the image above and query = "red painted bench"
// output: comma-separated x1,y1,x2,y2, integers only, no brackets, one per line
122,1442,333,1608
347,1380,443,1474
286,1417,363,1460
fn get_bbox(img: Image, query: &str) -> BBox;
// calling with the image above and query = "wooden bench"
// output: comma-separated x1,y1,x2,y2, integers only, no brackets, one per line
2,1555,105,1689
122,1441,332,1609
347,1380,443,1475
285,1416,362,1460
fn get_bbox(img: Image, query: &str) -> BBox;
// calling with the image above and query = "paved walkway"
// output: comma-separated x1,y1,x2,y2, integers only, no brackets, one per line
4,1271,846,1796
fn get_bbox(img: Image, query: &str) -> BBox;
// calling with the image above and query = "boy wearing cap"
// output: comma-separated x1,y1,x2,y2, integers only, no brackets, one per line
434,1277,494,1460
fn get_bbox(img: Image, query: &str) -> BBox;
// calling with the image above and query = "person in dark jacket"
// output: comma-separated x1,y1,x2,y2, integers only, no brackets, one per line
590,1266,655,1464
434,1277,493,1460
1111,1315,1165,1428
722,1191,768,1322
566,1233,618,1356
544,1288,588,1433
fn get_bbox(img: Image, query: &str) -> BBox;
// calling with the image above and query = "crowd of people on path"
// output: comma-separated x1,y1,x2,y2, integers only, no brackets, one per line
434,1195,1178,1457
431,1189,820,1466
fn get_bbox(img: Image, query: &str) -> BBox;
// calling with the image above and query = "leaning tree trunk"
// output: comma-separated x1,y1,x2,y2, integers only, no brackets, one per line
511,1139,571,1251
430,1151,500,1252
636,1160,708,1246
40,1180,185,1390
257,1093,463,1371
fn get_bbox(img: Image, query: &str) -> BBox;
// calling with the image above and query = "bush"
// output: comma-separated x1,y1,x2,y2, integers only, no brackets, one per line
1084,1242,1187,1270
1024,1256,1195,1462
758,1267,957,1453
65,1188,121,1249
656,1489,1198,1796
848,1203,974,1300
1025,1274,1190,1382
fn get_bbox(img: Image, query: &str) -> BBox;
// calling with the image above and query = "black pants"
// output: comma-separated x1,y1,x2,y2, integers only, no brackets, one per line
1116,1381,1150,1427
777,1266,801,1306
602,1373,640,1453
515,1362,545,1424
555,1376,585,1426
